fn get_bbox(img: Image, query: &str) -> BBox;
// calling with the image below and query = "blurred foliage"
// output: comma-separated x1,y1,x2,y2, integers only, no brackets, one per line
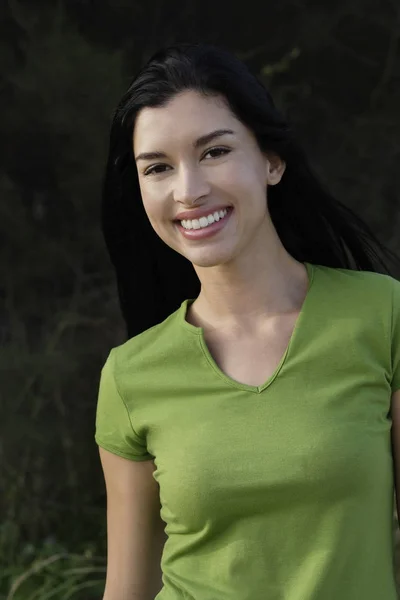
0,0,127,582
1,0,400,597
0,531,105,600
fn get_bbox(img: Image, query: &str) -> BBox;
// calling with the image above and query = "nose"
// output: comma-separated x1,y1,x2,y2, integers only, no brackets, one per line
173,164,211,205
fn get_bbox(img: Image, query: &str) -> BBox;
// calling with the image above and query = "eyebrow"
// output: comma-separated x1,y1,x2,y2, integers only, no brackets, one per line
134,128,235,162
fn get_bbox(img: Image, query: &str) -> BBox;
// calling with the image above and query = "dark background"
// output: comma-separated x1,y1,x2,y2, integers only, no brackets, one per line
1,0,400,597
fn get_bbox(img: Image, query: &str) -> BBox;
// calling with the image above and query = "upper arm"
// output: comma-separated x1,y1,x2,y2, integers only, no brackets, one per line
391,390,400,522
99,447,167,600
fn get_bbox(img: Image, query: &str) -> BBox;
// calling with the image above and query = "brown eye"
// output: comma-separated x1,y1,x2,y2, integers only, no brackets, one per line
203,147,231,160
144,164,170,176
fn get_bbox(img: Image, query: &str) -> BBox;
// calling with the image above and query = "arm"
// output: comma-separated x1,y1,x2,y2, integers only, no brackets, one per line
391,390,400,524
99,447,167,600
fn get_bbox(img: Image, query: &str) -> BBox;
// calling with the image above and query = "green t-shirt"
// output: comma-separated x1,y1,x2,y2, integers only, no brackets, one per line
95,262,400,600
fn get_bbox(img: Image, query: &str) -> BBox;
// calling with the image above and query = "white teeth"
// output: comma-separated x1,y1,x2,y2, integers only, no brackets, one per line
181,208,229,230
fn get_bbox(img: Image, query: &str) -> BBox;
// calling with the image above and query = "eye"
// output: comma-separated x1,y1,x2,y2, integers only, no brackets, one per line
143,164,171,177
202,147,231,160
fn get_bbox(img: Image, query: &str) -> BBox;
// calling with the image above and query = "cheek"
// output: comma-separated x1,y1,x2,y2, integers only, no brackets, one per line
213,161,248,192
217,161,267,199
139,184,164,221
139,186,174,244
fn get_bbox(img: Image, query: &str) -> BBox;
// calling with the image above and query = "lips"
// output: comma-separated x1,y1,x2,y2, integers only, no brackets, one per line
176,205,233,239
174,206,232,222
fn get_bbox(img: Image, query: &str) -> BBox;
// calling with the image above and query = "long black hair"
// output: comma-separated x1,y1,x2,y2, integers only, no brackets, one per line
101,42,399,339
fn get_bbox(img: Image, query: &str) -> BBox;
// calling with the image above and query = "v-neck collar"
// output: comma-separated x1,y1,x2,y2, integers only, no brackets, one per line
179,262,316,394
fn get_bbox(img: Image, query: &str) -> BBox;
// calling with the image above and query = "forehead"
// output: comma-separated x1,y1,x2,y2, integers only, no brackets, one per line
133,90,239,149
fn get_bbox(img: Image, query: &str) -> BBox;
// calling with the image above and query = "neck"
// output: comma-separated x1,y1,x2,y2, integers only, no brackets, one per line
188,230,309,335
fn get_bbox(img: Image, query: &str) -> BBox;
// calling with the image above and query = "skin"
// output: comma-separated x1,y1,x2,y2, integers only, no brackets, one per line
392,391,400,522
133,89,309,337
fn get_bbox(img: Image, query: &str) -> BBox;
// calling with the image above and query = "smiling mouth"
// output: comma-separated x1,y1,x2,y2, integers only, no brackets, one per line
174,206,233,223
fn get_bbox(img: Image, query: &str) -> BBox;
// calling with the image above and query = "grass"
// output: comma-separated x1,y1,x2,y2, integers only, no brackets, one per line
1,536,106,600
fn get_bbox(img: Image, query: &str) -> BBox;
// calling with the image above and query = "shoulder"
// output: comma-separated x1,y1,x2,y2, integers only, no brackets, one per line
313,263,398,300
310,264,400,334
109,302,185,375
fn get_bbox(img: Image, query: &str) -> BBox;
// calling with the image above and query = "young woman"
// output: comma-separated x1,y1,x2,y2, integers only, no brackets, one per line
95,42,400,600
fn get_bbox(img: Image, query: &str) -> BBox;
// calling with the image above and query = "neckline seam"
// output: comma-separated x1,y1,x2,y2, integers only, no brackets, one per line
197,334,262,393
178,262,316,393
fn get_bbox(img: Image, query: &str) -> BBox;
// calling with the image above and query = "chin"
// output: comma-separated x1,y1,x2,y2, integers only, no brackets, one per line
187,248,235,269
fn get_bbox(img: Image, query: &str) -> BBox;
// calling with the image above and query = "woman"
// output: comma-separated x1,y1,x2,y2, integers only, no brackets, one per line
95,42,400,600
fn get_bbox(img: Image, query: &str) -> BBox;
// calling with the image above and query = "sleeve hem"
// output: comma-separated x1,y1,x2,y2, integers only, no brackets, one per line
95,438,154,461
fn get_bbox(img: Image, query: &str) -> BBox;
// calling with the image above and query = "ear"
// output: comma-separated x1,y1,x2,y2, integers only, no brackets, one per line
266,154,286,186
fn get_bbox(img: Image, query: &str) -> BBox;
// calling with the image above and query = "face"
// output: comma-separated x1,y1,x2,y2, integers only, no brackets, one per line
133,89,285,269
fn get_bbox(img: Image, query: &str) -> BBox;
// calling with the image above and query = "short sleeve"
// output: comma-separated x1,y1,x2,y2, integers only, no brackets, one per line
94,349,153,461
391,277,400,393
